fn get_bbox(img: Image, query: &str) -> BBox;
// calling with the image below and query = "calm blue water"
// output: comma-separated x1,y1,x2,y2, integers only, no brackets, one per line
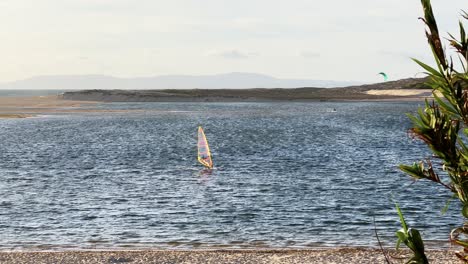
0,101,460,250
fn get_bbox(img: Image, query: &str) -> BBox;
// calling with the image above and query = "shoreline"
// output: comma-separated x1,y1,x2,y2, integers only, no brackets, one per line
0,113,34,118
61,88,434,103
0,90,433,119
0,248,461,263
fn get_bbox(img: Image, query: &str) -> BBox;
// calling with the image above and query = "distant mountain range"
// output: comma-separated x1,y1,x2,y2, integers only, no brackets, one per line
0,72,359,90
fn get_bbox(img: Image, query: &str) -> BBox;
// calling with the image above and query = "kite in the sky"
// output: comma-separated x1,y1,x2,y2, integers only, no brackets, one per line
378,72,388,81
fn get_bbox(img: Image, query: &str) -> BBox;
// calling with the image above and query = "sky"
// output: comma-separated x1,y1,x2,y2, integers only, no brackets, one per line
0,0,466,83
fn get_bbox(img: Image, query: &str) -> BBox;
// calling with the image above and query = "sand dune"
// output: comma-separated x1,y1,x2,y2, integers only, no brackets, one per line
365,89,434,97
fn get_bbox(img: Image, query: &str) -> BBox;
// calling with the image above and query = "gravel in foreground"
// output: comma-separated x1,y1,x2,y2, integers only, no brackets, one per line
0,248,462,264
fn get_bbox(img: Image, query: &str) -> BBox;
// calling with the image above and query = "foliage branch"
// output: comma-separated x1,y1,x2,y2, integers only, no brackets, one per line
399,0,468,261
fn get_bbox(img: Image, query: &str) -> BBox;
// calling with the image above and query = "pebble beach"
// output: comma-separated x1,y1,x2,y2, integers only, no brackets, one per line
0,248,462,264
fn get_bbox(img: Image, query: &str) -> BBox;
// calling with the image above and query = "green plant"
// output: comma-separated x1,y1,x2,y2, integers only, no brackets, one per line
398,0,468,261
395,203,428,264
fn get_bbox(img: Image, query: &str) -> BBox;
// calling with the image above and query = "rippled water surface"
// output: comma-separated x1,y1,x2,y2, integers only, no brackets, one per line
0,102,459,250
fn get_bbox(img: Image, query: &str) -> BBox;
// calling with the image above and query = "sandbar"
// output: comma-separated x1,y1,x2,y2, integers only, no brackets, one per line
0,87,435,119
0,95,96,109
0,95,120,118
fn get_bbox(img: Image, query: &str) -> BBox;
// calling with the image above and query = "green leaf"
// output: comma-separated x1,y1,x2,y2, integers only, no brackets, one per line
462,204,468,218
408,228,425,253
396,230,407,250
412,58,444,78
460,21,466,45
396,203,408,232
399,163,426,180
433,93,459,117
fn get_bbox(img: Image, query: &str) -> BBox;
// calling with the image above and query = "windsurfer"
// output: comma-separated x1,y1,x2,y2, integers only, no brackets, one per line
198,126,213,169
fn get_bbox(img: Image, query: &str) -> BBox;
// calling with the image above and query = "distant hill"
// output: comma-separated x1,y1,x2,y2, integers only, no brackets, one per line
332,76,430,91
62,77,431,102
0,72,358,90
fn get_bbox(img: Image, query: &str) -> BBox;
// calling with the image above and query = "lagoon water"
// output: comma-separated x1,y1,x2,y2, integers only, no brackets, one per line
0,101,459,250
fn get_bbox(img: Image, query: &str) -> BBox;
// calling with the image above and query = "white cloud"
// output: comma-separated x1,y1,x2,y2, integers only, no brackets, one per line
300,51,321,59
206,49,259,59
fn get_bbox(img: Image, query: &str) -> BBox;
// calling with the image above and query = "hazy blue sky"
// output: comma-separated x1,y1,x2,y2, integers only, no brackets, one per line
0,0,466,82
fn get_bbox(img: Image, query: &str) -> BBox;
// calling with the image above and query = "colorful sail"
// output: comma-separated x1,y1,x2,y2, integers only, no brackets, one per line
197,126,213,169
378,72,388,81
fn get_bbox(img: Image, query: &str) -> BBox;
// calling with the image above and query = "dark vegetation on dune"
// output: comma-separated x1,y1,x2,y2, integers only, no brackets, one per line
62,77,430,102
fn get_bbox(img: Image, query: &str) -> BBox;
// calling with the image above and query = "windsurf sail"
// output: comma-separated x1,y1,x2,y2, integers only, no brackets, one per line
197,126,213,169
378,72,388,81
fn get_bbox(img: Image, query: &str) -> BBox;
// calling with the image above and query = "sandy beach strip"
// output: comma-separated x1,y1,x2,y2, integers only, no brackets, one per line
0,95,97,109
0,248,462,264
365,89,437,98
0,95,99,117
0,113,34,118
0,95,140,117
